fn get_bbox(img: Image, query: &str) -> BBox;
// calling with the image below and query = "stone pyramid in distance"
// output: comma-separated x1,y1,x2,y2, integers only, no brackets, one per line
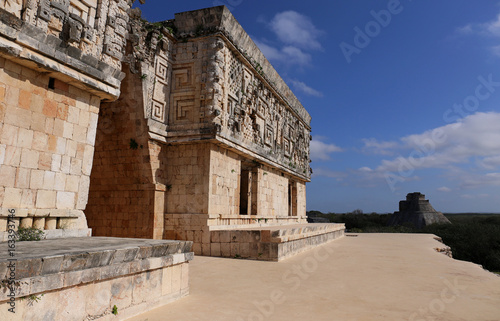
387,192,451,229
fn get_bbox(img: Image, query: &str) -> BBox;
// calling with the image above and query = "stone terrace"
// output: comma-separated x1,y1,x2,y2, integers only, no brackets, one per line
0,238,193,321
210,223,345,261
129,234,500,321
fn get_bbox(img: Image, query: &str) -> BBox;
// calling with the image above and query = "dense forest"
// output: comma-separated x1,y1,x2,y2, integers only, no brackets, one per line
307,211,500,273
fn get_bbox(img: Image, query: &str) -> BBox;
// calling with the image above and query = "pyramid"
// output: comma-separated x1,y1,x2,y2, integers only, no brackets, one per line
387,193,451,229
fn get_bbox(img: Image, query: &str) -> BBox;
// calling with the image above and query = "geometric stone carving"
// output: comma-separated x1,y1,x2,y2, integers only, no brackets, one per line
283,138,291,157
172,96,195,123
264,124,274,147
156,58,169,84
2,0,23,18
173,66,193,90
152,100,166,122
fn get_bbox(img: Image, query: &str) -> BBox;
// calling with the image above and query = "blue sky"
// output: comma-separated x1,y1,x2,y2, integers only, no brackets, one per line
136,1,500,213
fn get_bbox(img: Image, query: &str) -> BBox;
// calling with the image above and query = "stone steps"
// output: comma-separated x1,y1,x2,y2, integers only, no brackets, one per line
209,223,345,261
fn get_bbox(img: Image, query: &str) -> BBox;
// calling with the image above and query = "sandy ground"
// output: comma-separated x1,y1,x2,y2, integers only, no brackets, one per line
128,234,500,321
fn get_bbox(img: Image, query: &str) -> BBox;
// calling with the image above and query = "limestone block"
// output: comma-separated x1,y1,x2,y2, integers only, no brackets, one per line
73,125,87,143
52,154,62,172
20,190,35,208
132,268,162,305
0,217,7,232
85,279,112,316
20,217,33,228
210,243,221,257
0,164,16,187
202,243,211,256
17,128,34,148
70,158,82,175
33,217,45,229
162,266,173,295
61,155,71,174
65,175,80,192
30,170,44,189
66,140,77,158
0,144,5,165
56,192,76,209
43,99,57,118
32,131,48,151
68,106,80,124
220,243,231,257
180,262,189,289
56,137,67,155
110,275,133,310
36,190,56,209
1,124,18,146
43,171,56,190
78,110,90,128
3,187,22,207
38,152,52,170
76,176,90,210
31,95,44,114
5,87,19,107
20,148,40,169
170,264,182,294
63,122,73,139
54,172,66,191
53,118,65,137
0,0,23,18
86,113,98,144
2,146,20,167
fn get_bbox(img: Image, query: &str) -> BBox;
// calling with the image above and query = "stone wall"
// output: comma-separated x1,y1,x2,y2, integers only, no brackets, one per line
165,143,210,215
85,66,162,238
0,58,99,236
0,238,192,321
0,0,135,237
209,145,242,216
257,166,289,217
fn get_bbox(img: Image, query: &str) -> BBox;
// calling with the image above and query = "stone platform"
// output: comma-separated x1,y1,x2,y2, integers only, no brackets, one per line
209,223,345,261
0,237,193,321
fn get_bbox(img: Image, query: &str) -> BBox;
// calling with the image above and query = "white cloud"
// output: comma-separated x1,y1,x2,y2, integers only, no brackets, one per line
478,155,500,169
254,40,312,66
255,11,323,67
269,11,324,50
456,12,500,56
356,112,500,190
461,172,500,189
485,13,500,37
437,187,452,192
310,136,343,161
456,24,473,35
312,168,347,180
362,138,399,155
375,112,500,173
288,79,323,97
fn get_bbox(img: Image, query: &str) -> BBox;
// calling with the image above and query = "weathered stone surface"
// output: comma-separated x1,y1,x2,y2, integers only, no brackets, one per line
388,192,452,229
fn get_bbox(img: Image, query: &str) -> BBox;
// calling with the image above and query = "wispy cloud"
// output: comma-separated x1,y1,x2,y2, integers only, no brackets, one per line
456,12,500,56
312,168,347,180
310,136,343,161
358,112,500,190
362,138,399,155
288,79,323,97
254,40,312,66
256,11,324,67
269,11,324,51
437,186,452,192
